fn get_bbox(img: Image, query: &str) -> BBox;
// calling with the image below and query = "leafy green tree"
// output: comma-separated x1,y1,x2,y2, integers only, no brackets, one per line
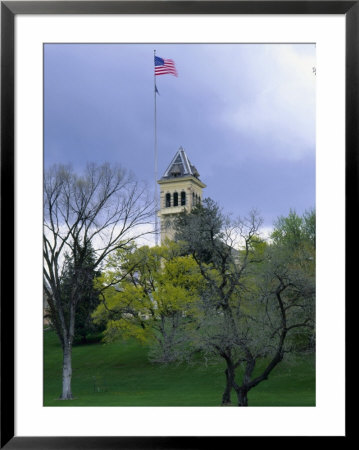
271,208,316,249
270,209,316,352
93,242,203,363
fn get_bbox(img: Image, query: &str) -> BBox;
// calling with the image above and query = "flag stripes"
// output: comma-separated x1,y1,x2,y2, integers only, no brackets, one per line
154,56,178,77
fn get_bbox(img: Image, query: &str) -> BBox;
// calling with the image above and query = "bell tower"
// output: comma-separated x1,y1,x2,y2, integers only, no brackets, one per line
157,147,206,243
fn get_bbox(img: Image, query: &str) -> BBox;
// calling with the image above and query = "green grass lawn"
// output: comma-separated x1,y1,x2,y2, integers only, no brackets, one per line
44,330,315,407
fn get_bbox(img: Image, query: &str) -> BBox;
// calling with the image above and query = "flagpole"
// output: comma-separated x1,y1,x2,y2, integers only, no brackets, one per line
154,49,159,246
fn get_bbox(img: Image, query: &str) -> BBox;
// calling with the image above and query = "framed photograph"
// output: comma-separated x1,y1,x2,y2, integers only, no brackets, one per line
1,1,353,447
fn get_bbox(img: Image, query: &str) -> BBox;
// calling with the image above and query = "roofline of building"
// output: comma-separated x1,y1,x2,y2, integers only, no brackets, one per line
157,175,206,189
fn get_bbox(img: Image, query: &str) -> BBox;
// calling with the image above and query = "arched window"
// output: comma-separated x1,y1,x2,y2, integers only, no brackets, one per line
181,191,186,206
165,193,171,207
173,192,179,207
192,192,195,205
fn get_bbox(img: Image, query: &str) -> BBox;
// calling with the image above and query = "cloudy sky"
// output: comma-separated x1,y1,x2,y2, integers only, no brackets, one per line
44,43,316,233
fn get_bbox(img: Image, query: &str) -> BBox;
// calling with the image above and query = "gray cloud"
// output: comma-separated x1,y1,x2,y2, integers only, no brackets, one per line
44,43,316,228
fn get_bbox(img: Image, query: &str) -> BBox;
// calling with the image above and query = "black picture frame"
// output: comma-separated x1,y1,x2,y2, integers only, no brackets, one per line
1,1,353,447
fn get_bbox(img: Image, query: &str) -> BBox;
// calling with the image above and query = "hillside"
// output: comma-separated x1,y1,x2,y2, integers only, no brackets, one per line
44,330,315,407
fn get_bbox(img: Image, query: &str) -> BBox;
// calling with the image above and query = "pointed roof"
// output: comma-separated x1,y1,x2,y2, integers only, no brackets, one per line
161,147,201,180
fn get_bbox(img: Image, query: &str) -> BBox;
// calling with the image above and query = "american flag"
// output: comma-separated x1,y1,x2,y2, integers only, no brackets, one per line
154,56,178,77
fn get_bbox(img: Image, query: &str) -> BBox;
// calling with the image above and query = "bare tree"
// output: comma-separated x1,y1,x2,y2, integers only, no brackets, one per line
43,163,154,399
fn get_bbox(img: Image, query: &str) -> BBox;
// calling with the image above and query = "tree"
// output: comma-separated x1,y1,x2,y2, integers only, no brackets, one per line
93,243,203,363
43,163,154,399
227,240,315,406
173,200,315,406
271,208,316,249
270,208,316,352
54,241,102,344
173,199,264,404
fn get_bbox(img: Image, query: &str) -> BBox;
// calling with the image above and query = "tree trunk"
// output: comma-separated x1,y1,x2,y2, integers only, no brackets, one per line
60,343,73,400
221,368,232,405
236,387,249,407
